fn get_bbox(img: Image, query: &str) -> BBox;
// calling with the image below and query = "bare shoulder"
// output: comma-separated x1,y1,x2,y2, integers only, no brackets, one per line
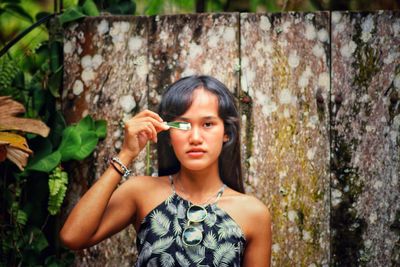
219,189,271,240
225,189,271,220
117,175,171,201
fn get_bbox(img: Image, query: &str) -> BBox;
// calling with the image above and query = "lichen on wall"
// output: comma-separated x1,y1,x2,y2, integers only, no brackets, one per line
240,12,330,266
61,11,400,266
63,16,149,266
331,11,400,267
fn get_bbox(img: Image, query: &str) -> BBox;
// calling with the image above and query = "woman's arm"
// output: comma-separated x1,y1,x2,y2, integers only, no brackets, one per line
242,200,272,267
59,110,168,250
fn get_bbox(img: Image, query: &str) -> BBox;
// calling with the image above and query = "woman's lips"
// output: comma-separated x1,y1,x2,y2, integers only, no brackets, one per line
187,149,206,157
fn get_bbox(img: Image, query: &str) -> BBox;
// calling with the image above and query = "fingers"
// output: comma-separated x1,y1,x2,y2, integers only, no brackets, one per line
124,111,169,143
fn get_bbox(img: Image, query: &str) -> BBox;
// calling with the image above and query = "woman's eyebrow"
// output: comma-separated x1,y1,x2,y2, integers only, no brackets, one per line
175,116,218,121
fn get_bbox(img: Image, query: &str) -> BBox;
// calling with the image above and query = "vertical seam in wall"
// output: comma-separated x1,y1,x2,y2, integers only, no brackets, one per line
237,12,242,97
328,10,333,266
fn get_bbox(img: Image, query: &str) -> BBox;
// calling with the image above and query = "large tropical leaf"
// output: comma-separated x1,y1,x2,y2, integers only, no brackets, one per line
0,96,49,137
150,210,171,237
213,242,238,267
151,236,174,254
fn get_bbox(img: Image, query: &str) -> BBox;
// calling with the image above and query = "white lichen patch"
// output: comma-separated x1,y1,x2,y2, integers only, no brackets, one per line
369,212,377,224
331,12,342,24
331,189,342,207
128,36,144,53
307,115,318,129
307,147,317,160
361,15,375,43
317,28,329,43
282,21,291,33
288,210,298,222
373,180,383,190
288,51,300,68
312,44,325,58
119,95,136,113
304,23,317,40
260,16,271,31
92,54,103,69
393,73,400,89
72,79,84,95
272,243,280,253
110,21,131,50
97,19,109,36
298,66,313,88
318,72,330,90
279,88,296,105
340,40,357,58
64,41,75,54
81,55,93,69
303,231,311,241
393,19,400,36
223,27,236,42
188,42,202,59
383,52,399,65
257,92,277,117
202,59,213,74
81,69,95,86
208,34,219,48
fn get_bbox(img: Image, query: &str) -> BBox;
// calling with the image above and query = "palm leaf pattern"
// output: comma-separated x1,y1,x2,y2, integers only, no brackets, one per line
150,210,170,237
152,236,174,254
203,231,218,250
177,200,186,219
175,251,191,267
160,253,175,267
217,218,243,241
173,217,182,236
135,193,245,266
135,241,152,266
166,202,177,215
213,242,238,267
185,245,205,264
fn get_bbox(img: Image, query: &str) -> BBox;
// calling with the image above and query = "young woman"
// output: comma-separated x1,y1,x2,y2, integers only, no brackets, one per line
60,75,272,266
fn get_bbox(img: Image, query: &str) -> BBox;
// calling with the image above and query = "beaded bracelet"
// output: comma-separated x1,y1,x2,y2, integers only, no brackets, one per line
110,157,132,178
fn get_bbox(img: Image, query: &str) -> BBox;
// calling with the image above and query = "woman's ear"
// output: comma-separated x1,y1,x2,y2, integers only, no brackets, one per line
223,134,229,143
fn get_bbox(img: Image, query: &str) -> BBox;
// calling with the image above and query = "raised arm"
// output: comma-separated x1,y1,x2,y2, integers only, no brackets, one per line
59,110,168,250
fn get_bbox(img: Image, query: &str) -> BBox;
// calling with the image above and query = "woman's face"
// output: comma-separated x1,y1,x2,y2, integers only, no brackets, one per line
169,88,228,172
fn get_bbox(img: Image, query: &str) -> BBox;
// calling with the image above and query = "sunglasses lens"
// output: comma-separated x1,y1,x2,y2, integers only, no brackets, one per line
182,227,203,246
187,205,207,222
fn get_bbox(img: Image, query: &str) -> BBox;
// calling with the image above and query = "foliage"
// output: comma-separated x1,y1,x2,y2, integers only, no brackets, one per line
0,1,112,266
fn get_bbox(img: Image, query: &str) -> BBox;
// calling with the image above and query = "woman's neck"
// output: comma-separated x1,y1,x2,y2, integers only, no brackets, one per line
175,166,223,204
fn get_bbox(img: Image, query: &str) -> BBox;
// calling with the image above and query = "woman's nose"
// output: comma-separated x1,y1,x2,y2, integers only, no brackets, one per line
188,126,203,144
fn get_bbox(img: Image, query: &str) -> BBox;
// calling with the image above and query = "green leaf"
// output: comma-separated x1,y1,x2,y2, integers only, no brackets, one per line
58,6,85,25
106,0,136,15
4,4,33,22
28,151,61,172
75,115,95,133
48,111,66,148
29,227,49,252
48,65,63,98
58,127,81,161
48,167,68,215
16,209,28,225
73,131,98,160
82,0,99,16
94,120,107,138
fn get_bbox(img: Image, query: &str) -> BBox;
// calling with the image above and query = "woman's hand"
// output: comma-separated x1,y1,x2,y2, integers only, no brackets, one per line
119,110,169,162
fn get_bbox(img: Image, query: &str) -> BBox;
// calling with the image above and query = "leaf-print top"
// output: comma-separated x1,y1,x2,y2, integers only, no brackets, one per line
135,177,246,267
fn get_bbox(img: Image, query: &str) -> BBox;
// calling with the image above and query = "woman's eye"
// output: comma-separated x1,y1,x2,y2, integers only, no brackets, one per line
204,122,213,128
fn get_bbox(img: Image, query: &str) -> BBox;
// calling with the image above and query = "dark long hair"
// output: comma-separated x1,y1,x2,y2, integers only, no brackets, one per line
157,75,244,193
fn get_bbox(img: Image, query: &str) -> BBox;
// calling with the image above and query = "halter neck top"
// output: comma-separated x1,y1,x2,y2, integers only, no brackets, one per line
135,176,246,267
